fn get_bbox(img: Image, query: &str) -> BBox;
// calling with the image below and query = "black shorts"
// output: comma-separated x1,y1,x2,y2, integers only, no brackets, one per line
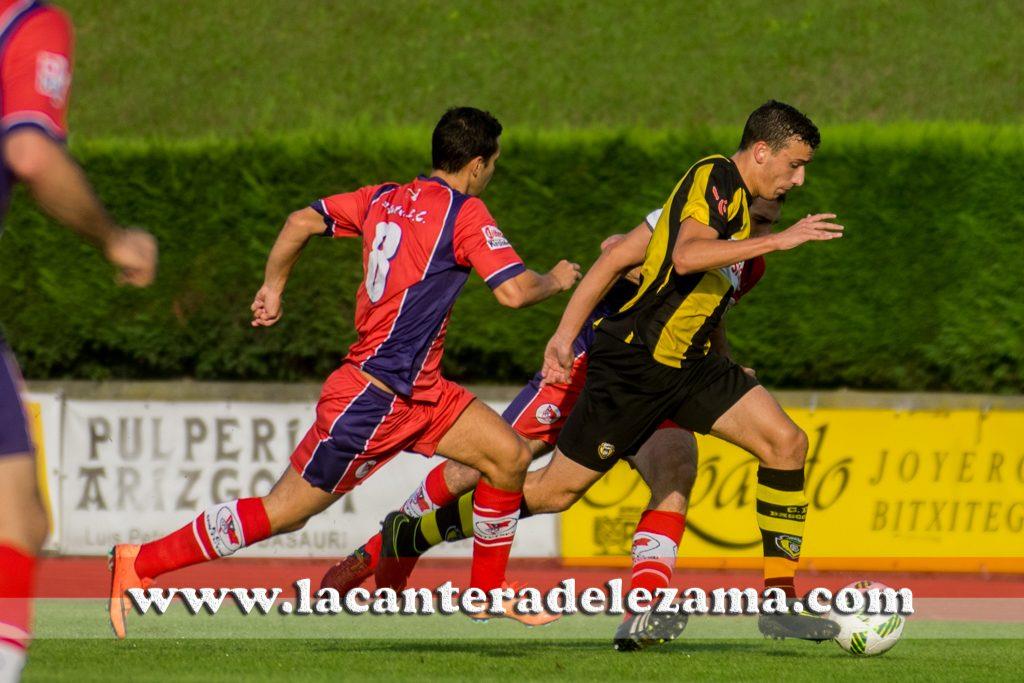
557,330,758,473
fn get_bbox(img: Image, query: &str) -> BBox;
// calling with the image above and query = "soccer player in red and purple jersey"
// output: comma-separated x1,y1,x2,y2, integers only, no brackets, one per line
107,107,580,637
0,1,157,676
321,197,784,651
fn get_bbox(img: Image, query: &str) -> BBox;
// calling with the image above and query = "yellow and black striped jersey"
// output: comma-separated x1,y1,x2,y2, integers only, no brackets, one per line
598,155,752,367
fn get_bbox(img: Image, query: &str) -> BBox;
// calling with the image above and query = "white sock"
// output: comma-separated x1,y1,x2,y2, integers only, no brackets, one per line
0,641,26,683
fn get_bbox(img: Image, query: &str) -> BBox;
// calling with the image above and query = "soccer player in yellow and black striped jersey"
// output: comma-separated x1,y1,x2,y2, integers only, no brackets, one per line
539,101,844,642
598,153,754,365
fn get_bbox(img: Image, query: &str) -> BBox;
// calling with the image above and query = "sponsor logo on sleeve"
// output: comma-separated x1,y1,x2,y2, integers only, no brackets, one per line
482,225,511,250
711,186,728,217
36,52,71,107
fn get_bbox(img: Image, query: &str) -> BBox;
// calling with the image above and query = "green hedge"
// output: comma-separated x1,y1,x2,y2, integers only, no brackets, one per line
1,125,1022,392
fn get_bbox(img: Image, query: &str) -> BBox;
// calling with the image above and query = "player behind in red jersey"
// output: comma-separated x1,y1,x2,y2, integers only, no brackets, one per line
321,196,784,650
107,107,581,637
0,1,157,678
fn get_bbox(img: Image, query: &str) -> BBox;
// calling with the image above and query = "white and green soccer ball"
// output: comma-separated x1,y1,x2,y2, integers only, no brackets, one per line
830,580,906,656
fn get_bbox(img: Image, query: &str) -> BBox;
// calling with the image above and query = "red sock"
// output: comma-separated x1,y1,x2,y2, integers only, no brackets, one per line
424,463,457,508
469,481,522,592
362,532,383,567
134,498,271,580
401,462,457,517
0,545,34,650
629,510,686,596
765,576,798,599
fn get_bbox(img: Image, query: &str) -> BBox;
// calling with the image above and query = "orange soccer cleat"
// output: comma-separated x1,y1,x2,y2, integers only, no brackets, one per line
107,544,150,639
468,582,561,628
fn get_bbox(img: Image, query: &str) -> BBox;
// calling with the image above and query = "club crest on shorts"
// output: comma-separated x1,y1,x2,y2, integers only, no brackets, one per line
355,460,377,479
535,403,561,425
597,442,616,459
775,534,802,559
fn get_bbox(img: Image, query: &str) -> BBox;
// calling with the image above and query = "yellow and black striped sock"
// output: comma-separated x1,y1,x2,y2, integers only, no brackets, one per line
756,466,807,599
412,490,533,553
412,492,475,553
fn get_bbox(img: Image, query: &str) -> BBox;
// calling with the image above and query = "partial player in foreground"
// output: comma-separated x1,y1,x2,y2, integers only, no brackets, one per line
322,197,785,651
107,107,581,638
0,1,158,680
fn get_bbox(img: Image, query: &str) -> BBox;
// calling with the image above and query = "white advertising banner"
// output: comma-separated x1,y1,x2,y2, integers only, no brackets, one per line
59,399,557,558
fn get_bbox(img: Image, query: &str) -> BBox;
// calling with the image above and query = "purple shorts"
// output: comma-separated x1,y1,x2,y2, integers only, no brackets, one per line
0,342,33,457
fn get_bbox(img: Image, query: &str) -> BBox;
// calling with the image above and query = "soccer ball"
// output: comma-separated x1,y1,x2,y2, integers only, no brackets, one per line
830,580,906,656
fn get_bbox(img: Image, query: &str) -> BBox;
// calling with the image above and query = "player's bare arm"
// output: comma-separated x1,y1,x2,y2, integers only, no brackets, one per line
492,258,581,309
2,128,157,286
541,222,650,384
673,213,842,275
251,207,325,327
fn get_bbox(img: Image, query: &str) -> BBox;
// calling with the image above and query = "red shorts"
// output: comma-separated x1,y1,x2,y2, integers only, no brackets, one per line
502,352,685,447
290,363,475,494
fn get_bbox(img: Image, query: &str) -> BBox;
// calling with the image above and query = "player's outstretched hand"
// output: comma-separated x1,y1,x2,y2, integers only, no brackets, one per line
105,228,158,287
772,213,844,251
541,335,574,386
251,285,283,327
549,259,581,291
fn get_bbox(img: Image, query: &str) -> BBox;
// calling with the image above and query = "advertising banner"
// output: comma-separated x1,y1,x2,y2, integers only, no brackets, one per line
59,399,557,558
561,408,1024,571
25,392,63,550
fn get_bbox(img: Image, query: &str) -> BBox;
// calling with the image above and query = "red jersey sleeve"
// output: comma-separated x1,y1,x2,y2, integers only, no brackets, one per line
311,184,392,238
733,255,766,304
0,5,73,140
453,197,526,289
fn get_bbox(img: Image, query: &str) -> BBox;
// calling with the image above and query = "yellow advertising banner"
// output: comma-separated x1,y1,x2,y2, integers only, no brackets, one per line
562,408,1024,572
25,400,54,534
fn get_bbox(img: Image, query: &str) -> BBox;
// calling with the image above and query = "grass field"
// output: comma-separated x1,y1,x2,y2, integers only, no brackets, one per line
62,0,1022,139
23,602,1024,681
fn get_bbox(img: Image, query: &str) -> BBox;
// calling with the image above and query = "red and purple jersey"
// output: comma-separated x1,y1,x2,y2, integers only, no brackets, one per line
0,0,72,226
313,175,526,401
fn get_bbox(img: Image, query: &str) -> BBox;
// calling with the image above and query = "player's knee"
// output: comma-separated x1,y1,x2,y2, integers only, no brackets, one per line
478,438,532,482
772,425,808,469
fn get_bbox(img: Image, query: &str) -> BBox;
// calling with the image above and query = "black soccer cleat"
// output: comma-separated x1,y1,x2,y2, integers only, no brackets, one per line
613,609,689,652
758,603,840,642
374,511,421,592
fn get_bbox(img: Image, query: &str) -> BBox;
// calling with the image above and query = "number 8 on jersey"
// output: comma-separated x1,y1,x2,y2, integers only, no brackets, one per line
366,221,402,302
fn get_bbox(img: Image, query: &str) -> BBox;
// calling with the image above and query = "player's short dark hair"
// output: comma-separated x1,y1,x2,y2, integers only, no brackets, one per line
432,107,503,172
739,101,820,151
